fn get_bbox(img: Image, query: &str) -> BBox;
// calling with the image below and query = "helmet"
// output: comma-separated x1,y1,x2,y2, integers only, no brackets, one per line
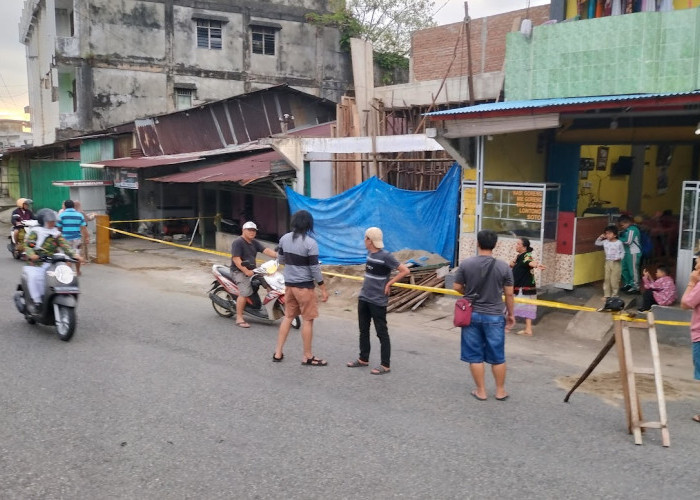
37,208,57,227
16,197,32,208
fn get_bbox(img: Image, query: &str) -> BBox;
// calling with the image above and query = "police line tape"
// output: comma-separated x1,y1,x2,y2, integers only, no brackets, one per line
99,226,691,327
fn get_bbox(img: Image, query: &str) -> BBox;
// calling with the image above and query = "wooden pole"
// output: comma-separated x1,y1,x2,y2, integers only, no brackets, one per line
94,214,110,264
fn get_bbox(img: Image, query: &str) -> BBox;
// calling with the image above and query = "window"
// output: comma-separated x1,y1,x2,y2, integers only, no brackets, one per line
175,88,193,110
252,27,276,55
197,19,222,49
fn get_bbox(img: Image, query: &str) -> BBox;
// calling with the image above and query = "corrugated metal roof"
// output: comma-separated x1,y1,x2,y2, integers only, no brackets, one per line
426,91,700,117
82,142,269,169
135,85,335,156
148,150,289,184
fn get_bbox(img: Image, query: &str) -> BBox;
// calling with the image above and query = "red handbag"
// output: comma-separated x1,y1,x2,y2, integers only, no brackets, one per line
453,298,473,327
454,258,497,328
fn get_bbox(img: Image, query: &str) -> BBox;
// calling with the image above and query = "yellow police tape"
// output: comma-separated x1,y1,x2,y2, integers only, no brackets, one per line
101,225,691,327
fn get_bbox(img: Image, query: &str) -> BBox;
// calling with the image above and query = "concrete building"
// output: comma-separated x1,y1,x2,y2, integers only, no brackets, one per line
19,0,351,146
0,119,33,151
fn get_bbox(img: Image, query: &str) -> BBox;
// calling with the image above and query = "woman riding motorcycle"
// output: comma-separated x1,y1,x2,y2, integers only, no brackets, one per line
23,208,83,312
11,198,35,252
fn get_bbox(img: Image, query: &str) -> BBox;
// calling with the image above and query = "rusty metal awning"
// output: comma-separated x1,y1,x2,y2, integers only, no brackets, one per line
147,150,291,185
81,143,270,169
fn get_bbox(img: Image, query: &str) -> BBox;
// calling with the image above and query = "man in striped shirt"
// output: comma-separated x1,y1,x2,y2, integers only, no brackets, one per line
57,199,87,275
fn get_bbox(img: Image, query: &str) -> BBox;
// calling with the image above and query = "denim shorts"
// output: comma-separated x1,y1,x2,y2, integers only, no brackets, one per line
693,341,700,381
460,311,506,365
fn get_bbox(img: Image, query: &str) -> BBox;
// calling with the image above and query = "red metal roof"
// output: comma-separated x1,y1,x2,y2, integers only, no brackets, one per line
147,150,290,184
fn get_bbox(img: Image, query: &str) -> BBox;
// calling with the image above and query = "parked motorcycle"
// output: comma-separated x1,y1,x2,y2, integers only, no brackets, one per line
7,215,38,259
208,259,300,328
14,253,80,341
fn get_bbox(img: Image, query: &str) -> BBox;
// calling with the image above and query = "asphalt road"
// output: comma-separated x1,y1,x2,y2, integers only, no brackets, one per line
1,245,699,499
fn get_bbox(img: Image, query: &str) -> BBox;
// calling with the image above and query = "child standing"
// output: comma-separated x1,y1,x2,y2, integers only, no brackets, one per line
595,225,625,298
639,264,677,312
618,214,641,293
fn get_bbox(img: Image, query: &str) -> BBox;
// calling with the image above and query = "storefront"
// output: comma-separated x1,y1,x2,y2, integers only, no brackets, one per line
428,91,700,290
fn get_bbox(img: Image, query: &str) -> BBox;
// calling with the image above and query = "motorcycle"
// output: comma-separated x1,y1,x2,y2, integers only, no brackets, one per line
208,259,300,328
7,215,39,259
14,253,80,341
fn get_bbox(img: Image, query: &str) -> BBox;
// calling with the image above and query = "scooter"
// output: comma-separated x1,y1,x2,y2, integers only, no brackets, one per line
14,253,80,341
208,259,300,328
7,215,39,259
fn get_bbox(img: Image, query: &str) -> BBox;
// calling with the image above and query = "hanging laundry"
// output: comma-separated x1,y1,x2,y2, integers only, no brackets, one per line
589,0,597,18
611,0,623,15
596,0,605,17
604,0,613,16
578,0,587,17
640,0,656,11
624,0,634,13
658,0,674,11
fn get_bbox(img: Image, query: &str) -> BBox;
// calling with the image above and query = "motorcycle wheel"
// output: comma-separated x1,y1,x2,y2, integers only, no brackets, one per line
278,304,301,329
211,286,234,318
55,305,76,341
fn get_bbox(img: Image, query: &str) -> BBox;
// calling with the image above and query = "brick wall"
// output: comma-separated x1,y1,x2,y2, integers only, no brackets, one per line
411,5,550,82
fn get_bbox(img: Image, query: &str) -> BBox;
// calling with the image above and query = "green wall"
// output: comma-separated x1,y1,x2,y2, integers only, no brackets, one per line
29,160,82,210
506,9,700,100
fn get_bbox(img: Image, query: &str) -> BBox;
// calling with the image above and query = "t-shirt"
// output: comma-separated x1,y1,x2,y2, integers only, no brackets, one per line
595,238,625,261
453,255,513,316
359,250,401,307
57,208,86,241
512,251,537,295
277,232,323,288
231,237,265,270
683,281,700,343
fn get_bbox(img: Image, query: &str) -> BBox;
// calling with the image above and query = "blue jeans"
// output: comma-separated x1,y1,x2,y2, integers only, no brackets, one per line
460,311,506,365
693,341,700,381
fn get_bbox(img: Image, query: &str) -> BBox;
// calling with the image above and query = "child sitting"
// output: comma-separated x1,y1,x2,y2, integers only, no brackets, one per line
639,264,677,312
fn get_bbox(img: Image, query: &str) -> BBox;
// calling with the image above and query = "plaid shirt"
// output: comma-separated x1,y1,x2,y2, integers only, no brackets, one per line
25,229,75,267
642,275,677,306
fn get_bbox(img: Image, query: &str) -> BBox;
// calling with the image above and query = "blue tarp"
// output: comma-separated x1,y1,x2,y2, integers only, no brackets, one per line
285,164,460,265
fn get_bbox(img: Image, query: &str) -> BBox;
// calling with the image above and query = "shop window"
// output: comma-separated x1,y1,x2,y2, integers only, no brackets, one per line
175,88,193,110
251,27,276,55
196,19,222,50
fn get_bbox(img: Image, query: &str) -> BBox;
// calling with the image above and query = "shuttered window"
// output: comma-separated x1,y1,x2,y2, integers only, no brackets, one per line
251,27,276,55
175,88,193,110
196,20,222,50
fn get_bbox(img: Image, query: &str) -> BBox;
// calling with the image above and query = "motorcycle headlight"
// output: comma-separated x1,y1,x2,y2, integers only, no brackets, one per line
53,264,75,284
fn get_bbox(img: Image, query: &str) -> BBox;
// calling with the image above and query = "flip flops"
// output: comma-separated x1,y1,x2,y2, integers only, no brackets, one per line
272,353,284,362
692,414,700,423
236,321,250,328
302,356,328,366
471,390,487,401
371,366,391,375
347,359,369,368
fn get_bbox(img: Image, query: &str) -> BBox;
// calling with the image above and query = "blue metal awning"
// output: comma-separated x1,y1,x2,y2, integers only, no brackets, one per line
426,91,700,117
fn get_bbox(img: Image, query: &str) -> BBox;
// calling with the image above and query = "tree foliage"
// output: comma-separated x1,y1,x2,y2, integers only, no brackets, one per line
348,0,437,55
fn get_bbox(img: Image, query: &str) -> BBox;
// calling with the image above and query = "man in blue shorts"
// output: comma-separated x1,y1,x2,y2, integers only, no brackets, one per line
57,199,87,275
453,230,515,401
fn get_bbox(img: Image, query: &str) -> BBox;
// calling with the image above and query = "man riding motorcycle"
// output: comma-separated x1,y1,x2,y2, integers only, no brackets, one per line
23,208,83,312
11,198,35,252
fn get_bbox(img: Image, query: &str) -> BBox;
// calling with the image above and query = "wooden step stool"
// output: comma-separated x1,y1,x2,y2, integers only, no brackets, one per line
615,311,670,447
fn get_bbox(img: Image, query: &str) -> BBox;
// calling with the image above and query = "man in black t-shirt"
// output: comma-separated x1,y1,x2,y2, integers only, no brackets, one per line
230,221,277,328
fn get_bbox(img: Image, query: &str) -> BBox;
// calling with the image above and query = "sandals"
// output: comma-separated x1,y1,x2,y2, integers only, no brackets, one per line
302,356,328,367
692,414,700,423
236,321,250,328
347,359,369,368
370,366,391,375
272,353,284,362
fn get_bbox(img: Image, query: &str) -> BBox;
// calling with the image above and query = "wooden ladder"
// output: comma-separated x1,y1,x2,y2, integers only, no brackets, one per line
614,311,670,447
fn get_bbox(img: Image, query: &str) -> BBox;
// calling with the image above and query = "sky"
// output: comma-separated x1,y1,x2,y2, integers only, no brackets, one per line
0,0,549,123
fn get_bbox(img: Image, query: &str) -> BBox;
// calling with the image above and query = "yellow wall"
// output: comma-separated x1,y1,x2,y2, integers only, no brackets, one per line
484,131,547,182
576,144,695,217
574,252,605,285
565,0,700,19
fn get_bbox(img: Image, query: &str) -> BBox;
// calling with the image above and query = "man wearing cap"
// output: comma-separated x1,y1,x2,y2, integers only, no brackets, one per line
231,221,277,328
347,227,410,375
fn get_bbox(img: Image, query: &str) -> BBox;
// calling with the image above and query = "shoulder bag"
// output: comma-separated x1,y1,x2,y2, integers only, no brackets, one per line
454,257,497,327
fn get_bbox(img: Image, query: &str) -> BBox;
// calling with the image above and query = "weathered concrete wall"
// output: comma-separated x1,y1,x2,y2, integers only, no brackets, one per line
24,0,350,145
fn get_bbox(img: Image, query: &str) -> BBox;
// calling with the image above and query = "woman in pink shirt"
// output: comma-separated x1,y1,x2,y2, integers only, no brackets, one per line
680,258,700,424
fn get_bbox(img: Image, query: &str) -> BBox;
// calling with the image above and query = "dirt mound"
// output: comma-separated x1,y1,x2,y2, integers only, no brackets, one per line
556,372,685,403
